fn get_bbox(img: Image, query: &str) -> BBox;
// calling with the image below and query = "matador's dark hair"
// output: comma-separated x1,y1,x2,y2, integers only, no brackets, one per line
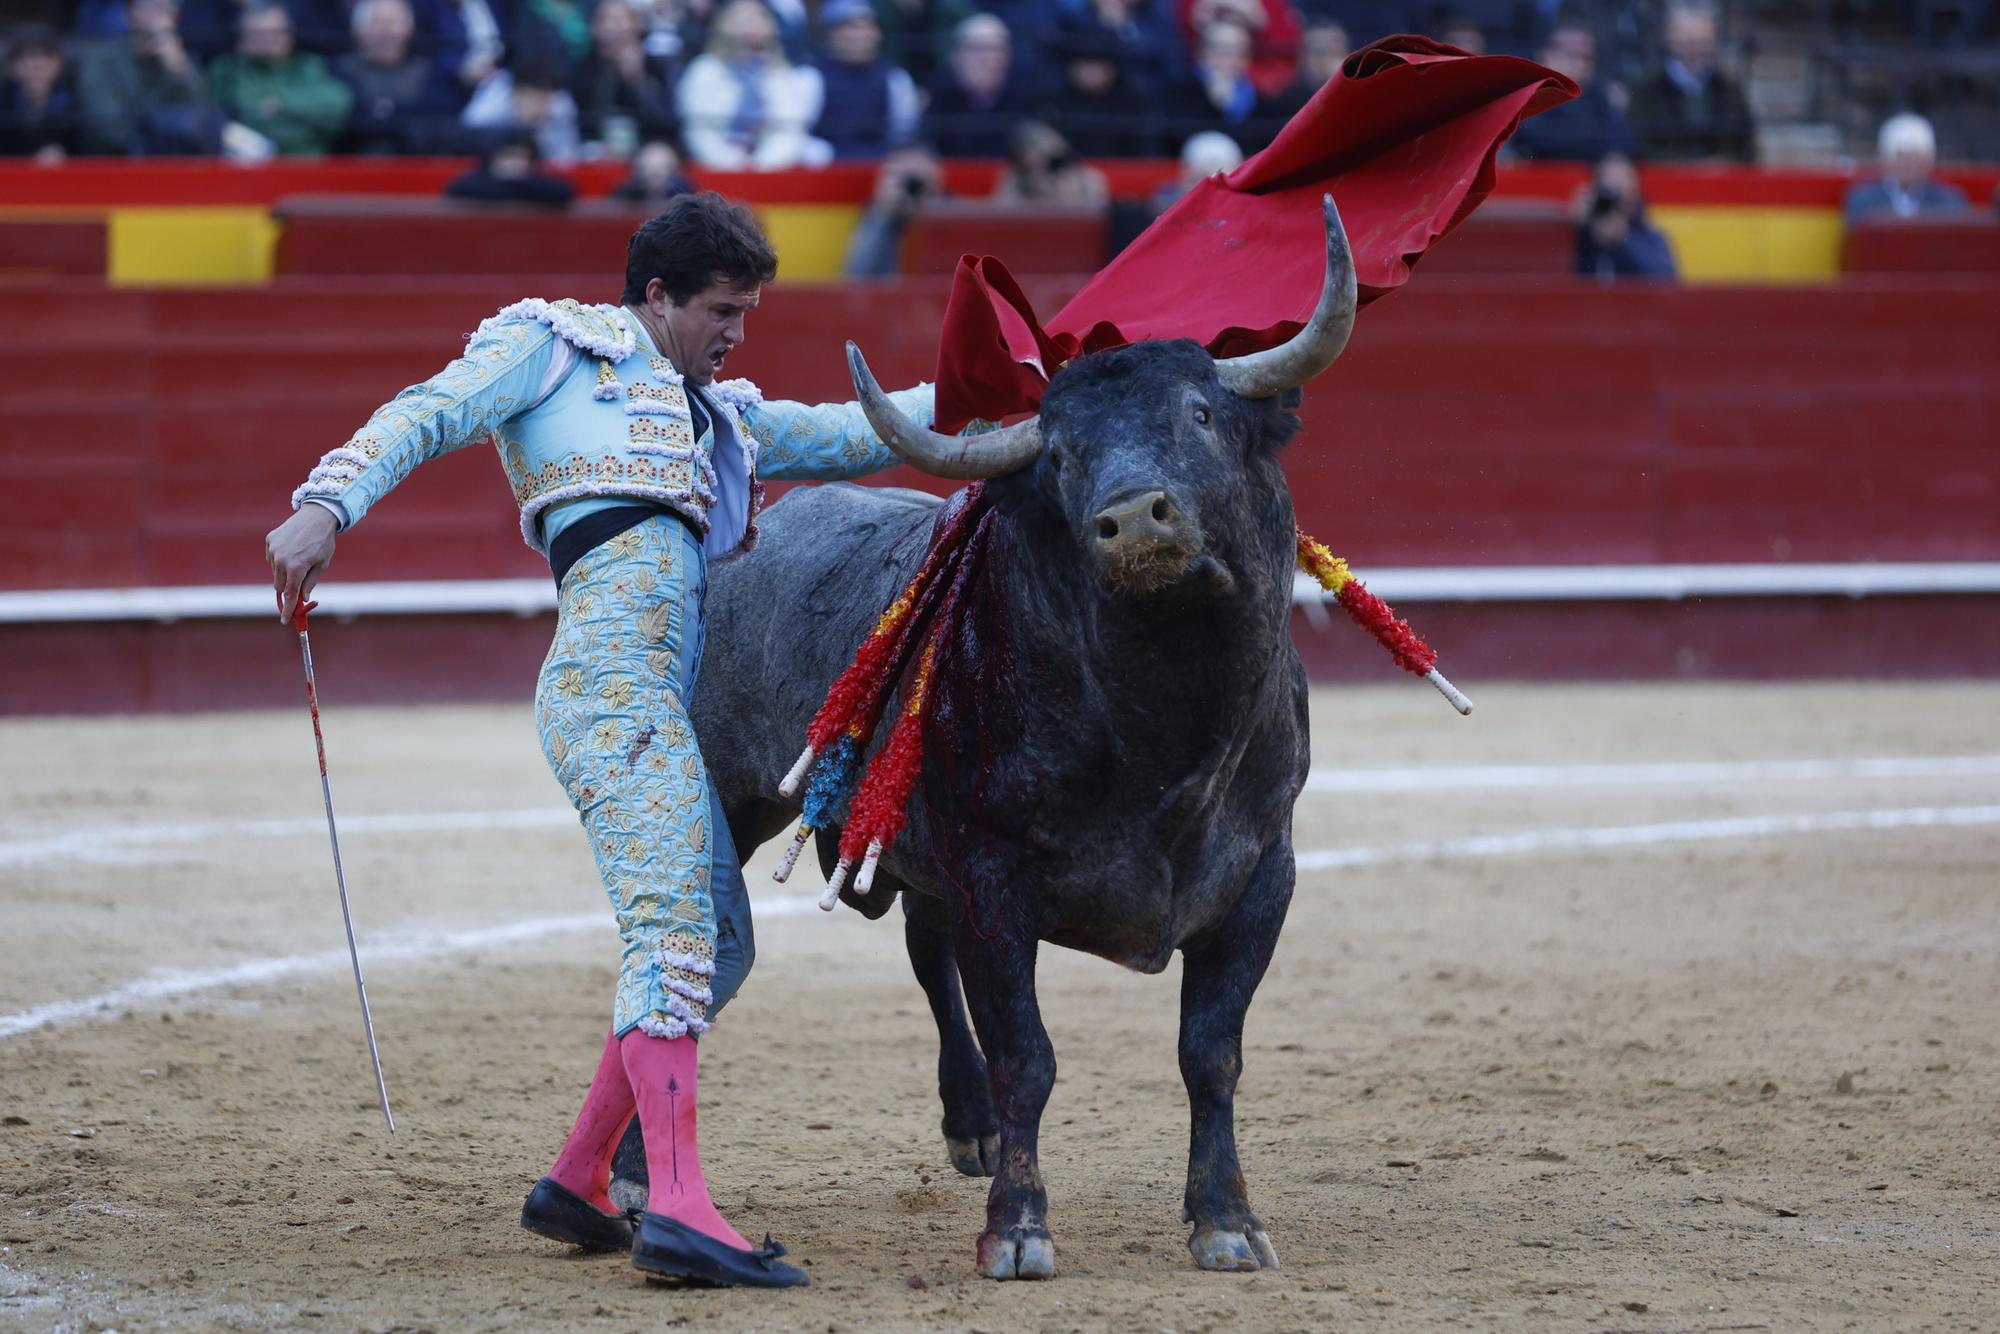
622,192,779,306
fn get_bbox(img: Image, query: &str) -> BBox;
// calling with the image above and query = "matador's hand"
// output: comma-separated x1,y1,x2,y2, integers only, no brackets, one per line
267,505,339,626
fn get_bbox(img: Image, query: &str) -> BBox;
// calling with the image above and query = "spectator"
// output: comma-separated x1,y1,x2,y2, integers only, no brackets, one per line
1154,125,1241,206
1573,152,1675,281
1177,0,1300,96
1300,1,1416,47
992,118,1108,205
1052,0,1181,97
923,13,1032,157
633,0,713,63
75,0,222,154
1263,17,1345,124
460,55,582,162
810,0,919,158
676,0,830,168
0,26,79,160
870,0,975,90
844,139,944,275
333,0,456,152
1843,113,1970,224
1507,20,1635,162
512,0,594,75
1436,12,1484,54
444,127,576,202
180,0,351,61
570,0,679,156
612,135,695,199
1040,27,1154,157
408,0,508,101
207,1,353,155
1627,2,1753,162
1159,19,1275,151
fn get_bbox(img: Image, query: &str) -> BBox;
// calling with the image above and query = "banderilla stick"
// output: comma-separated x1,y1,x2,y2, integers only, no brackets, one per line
289,597,396,1134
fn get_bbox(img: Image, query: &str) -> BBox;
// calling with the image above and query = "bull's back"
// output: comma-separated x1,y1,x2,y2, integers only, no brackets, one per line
693,483,946,849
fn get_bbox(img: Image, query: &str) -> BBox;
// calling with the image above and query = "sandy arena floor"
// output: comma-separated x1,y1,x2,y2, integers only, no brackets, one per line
1,682,1996,1332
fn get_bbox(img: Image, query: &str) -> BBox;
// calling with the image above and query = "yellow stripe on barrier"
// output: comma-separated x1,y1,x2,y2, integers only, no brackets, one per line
756,204,865,281
108,206,279,285
1650,205,1845,284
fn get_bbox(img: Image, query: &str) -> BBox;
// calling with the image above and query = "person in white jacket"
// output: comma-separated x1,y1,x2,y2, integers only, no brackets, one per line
676,0,830,169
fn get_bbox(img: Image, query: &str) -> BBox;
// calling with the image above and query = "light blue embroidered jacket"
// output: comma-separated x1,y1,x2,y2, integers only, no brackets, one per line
290,297,930,556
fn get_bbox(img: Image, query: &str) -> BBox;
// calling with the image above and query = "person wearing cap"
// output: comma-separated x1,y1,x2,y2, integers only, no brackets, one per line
1843,112,1970,224
810,0,919,158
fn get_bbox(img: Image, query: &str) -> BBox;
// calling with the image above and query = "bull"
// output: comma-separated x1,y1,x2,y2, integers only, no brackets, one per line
691,199,1356,1279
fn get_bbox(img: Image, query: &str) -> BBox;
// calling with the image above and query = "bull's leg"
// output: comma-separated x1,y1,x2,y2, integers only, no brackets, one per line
1178,838,1292,1272
903,892,1001,1176
955,925,1057,1280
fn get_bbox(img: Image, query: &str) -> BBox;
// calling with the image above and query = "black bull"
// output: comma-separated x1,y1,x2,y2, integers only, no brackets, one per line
631,201,1356,1279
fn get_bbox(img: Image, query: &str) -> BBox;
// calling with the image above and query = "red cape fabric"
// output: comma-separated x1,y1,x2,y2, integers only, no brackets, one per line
932,36,1576,432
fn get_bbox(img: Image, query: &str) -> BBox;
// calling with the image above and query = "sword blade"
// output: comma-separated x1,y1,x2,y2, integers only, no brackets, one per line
298,626,396,1134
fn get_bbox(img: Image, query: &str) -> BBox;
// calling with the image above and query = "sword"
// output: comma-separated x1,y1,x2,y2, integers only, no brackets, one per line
289,598,396,1134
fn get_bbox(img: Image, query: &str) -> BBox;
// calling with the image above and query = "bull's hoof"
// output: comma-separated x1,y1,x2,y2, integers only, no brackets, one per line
1187,1223,1280,1272
977,1227,1056,1280
946,1133,1001,1177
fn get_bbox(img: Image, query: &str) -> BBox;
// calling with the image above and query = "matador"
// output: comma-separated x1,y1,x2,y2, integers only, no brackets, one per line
265,192,931,1288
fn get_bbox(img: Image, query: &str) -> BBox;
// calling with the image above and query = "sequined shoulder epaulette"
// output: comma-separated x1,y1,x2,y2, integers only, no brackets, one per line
476,298,638,363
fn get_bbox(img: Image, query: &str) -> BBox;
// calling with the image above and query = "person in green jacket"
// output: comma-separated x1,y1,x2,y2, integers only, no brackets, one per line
207,0,352,155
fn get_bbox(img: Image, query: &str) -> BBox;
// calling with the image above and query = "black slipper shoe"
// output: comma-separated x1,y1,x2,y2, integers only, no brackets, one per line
520,1177,634,1252
631,1212,810,1288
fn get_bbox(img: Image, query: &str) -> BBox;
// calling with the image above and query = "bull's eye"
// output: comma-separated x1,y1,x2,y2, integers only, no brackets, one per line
1192,404,1212,427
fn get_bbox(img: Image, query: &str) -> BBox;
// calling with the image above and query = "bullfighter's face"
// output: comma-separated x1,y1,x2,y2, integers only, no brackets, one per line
648,275,760,386
1026,340,1294,601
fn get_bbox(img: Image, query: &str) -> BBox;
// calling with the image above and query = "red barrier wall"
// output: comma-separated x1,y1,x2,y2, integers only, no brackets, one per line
3,275,1997,709
3,275,1994,594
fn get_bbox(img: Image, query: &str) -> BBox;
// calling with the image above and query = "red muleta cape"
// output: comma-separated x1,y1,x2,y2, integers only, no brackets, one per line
932,36,1577,433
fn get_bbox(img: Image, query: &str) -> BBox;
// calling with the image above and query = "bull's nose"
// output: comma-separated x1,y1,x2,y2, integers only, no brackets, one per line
1090,490,1200,593
1092,490,1182,547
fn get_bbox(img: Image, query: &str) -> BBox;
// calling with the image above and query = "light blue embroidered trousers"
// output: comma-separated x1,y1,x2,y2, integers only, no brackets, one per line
533,515,753,1039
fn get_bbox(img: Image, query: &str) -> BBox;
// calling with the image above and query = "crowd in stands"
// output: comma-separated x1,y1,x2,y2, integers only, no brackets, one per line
2,0,1991,283
3,0,1985,167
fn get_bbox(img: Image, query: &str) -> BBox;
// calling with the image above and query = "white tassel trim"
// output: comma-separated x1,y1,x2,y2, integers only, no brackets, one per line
624,399,694,420
817,857,853,912
854,839,885,893
662,975,715,1006
709,378,763,412
289,446,374,508
479,298,636,362
635,1006,710,1039
516,483,710,553
772,826,811,884
778,745,816,797
656,947,717,978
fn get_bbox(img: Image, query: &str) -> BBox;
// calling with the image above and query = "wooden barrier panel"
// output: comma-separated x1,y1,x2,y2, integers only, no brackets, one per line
1843,217,2000,273
2,276,1996,595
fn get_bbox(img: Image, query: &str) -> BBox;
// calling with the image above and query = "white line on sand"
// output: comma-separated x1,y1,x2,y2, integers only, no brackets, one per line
1294,804,2000,871
1304,754,2000,793
4,804,1997,1041
6,755,1997,871
0,809,576,869
0,897,827,1040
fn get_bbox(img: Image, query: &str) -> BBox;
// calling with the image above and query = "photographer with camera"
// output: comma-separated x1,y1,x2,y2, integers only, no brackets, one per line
1574,152,1677,282
843,139,946,277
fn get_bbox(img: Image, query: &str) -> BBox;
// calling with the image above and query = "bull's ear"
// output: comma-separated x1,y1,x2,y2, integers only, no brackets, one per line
1279,388,1304,411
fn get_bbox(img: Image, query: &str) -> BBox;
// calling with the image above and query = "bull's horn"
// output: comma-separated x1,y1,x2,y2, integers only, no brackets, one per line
846,342,1042,479
1214,194,1357,400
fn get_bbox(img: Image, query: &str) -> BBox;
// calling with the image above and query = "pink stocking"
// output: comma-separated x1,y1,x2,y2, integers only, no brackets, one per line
620,1030,751,1250
545,1029,635,1216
